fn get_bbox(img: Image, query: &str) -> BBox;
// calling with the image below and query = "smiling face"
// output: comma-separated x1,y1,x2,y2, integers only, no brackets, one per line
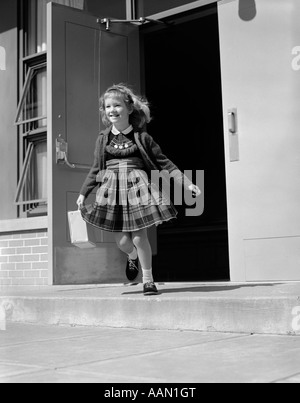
104,95,132,131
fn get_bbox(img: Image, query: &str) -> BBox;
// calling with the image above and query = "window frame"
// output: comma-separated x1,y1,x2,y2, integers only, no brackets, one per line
15,60,47,127
15,132,48,206
17,0,48,216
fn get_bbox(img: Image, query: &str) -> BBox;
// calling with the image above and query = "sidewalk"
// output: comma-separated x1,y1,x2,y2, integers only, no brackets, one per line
1,322,300,383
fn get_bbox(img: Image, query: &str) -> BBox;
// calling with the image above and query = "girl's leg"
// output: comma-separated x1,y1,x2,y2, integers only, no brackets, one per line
132,229,154,283
114,232,138,260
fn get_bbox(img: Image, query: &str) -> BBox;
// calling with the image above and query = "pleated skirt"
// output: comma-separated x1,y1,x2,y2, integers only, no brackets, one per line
80,158,178,233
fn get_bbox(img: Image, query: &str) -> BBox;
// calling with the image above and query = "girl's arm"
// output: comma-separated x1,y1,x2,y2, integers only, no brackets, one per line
79,135,101,200
145,134,201,195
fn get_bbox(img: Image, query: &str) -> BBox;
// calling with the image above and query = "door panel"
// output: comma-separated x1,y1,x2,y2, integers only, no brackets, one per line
218,0,300,281
101,32,129,85
65,22,101,166
47,3,142,285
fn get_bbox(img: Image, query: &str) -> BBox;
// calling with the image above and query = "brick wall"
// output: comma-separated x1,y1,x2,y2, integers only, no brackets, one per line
0,229,48,286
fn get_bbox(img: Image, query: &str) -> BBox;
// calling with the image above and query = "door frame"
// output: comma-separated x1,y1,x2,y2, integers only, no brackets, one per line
138,0,221,20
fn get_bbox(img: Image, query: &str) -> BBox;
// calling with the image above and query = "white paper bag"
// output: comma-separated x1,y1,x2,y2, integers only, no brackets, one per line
68,210,96,249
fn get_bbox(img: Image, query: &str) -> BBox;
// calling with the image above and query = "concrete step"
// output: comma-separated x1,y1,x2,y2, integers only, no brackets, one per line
1,282,300,335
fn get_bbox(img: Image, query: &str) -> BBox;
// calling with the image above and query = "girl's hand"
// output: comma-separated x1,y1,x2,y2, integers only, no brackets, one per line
76,195,86,210
188,184,201,197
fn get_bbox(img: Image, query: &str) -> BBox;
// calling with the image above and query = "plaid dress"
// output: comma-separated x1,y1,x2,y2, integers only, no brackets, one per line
80,157,178,232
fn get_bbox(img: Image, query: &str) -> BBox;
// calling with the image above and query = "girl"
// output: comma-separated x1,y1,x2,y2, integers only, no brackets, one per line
77,84,200,296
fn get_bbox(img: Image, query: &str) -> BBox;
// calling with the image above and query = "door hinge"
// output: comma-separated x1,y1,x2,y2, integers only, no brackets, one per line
97,17,167,31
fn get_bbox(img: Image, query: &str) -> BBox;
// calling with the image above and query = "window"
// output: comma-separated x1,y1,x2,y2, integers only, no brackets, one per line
15,1,47,215
15,62,47,128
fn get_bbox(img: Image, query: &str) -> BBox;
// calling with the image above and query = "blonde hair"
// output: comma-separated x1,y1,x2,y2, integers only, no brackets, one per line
99,84,152,129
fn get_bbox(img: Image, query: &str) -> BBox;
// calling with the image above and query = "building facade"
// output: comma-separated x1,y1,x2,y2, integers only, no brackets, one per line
0,0,300,287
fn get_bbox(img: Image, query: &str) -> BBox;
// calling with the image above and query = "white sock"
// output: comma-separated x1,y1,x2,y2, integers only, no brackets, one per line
142,268,154,284
128,248,138,261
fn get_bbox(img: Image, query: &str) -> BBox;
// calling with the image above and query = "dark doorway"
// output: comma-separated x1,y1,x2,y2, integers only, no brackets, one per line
142,5,230,281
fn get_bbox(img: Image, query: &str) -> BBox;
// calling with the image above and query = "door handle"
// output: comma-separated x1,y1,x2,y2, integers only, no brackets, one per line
228,108,239,162
228,110,237,134
56,137,91,171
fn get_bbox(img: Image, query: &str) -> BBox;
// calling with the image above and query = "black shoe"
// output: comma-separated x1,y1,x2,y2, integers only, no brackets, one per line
126,257,140,282
143,282,158,296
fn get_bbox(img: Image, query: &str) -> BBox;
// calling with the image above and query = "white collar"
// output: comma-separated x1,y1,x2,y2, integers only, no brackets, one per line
111,125,133,135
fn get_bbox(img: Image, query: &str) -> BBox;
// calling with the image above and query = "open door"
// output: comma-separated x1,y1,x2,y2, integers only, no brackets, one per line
218,0,300,281
47,3,144,285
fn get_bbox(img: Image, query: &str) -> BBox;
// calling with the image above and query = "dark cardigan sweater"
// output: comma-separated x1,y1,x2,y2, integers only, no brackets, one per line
80,127,193,198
